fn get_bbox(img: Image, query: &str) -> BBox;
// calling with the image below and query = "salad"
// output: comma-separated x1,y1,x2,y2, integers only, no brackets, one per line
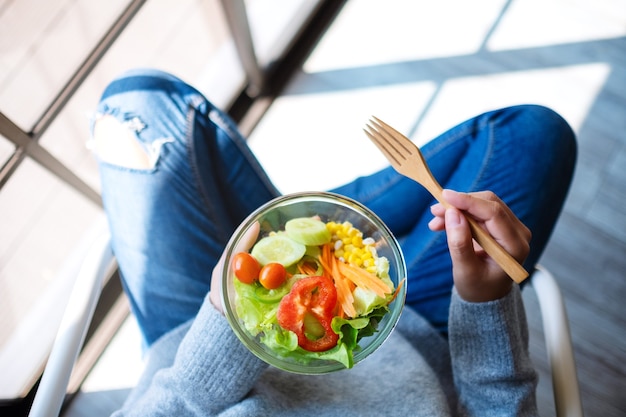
231,216,402,369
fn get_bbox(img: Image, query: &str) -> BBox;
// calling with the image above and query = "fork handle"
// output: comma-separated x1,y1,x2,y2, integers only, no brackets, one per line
428,186,529,283
465,216,529,283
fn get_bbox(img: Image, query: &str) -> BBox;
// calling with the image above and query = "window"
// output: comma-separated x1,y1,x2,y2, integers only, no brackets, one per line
0,0,331,404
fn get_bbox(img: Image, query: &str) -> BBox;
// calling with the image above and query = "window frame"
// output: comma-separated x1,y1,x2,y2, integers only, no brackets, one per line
0,0,346,412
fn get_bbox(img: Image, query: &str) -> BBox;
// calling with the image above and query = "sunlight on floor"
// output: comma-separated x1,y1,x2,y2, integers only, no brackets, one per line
486,0,626,50
248,0,617,194
414,63,611,141
249,82,439,193
303,0,507,71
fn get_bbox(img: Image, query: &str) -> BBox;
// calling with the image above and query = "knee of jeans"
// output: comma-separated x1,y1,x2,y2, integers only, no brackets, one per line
90,114,161,169
522,105,575,137
529,105,577,157
102,68,179,98
509,105,577,157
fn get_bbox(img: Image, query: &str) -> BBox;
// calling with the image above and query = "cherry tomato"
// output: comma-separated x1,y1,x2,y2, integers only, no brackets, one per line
232,252,261,284
277,275,338,352
259,263,287,289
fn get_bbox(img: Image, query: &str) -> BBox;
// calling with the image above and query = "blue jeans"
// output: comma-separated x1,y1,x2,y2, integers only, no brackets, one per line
94,69,576,346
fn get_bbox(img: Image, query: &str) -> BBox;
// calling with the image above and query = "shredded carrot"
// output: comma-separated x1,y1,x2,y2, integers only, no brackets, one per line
319,243,357,318
333,265,356,318
298,262,318,276
318,242,397,318
388,278,405,303
337,261,392,298
317,243,333,272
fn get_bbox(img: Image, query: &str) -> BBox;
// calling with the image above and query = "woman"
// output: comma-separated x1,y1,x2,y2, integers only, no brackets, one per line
90,68,576,416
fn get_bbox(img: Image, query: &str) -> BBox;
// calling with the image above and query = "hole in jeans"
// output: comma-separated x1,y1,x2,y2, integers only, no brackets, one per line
91,115,158,169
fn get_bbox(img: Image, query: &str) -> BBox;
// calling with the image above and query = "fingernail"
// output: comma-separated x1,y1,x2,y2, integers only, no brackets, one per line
428,217,437,229
443,189,463,198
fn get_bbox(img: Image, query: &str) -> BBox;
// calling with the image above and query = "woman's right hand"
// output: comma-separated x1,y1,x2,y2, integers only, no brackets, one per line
428,189,531,302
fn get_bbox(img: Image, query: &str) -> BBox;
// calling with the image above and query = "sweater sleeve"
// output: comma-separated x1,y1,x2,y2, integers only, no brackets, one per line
448,284,538,417
112,292,269,416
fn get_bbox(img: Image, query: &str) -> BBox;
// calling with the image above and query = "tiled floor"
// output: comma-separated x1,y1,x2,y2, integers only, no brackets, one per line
64,1,626,416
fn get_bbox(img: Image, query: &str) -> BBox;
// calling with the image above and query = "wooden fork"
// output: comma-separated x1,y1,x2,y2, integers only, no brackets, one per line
364,116,528,283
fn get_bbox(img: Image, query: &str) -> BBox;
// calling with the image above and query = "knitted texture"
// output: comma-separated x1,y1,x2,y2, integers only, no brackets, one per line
113,286,538,416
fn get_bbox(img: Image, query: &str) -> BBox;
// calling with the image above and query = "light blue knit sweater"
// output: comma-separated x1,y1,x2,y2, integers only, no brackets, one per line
112,285,538,416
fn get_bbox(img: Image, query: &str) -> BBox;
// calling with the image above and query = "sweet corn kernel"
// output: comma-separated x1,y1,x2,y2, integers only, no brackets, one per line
327,220,382,269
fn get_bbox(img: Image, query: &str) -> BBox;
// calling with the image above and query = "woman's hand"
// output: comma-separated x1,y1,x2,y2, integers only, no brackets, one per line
209,222,260,314
428,189,531,302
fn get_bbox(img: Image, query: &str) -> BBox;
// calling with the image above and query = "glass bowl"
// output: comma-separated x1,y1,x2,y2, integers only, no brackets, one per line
221,191,406,374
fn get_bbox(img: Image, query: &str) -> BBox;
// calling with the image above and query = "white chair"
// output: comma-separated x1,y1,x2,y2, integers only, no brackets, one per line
28,233,115,417
528,265,584,417
28,235,583,417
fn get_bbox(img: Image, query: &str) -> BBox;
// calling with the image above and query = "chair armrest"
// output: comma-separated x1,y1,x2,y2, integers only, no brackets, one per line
530,265,584,417
28,233,114,417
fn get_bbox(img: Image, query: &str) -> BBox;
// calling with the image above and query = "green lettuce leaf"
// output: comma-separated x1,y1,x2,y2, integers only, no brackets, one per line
234,275,391,369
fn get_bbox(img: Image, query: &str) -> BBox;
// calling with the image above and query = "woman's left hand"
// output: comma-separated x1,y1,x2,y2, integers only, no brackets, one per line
209,222,260,314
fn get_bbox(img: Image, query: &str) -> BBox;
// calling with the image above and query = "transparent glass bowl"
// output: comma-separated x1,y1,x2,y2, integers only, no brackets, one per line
221,191,406,374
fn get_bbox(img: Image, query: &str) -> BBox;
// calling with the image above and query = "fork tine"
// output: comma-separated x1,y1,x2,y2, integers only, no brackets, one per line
370,116,415,156
364,117,415,166
363,115,529,283
369,116,431,171
363,124,403,166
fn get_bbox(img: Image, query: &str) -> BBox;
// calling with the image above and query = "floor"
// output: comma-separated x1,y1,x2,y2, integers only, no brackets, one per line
64,0,625,416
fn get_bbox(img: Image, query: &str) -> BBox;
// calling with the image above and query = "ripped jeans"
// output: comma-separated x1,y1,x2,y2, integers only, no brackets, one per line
93,69,576,346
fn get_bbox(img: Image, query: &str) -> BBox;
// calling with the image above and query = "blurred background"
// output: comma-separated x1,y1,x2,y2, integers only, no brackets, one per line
1,0,624,415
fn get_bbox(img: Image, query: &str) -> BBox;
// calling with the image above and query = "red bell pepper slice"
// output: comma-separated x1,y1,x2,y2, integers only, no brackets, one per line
277,275,339,352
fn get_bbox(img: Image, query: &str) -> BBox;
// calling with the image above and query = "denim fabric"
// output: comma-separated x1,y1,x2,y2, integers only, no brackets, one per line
331,105,577,331
94,69,280,347
94,69,576,345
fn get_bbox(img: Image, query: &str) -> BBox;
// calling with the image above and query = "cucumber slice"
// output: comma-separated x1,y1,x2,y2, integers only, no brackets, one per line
285,217,332,246
253,284,290,304
304,245,321,259
303,312,325,341
251,234,306,267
